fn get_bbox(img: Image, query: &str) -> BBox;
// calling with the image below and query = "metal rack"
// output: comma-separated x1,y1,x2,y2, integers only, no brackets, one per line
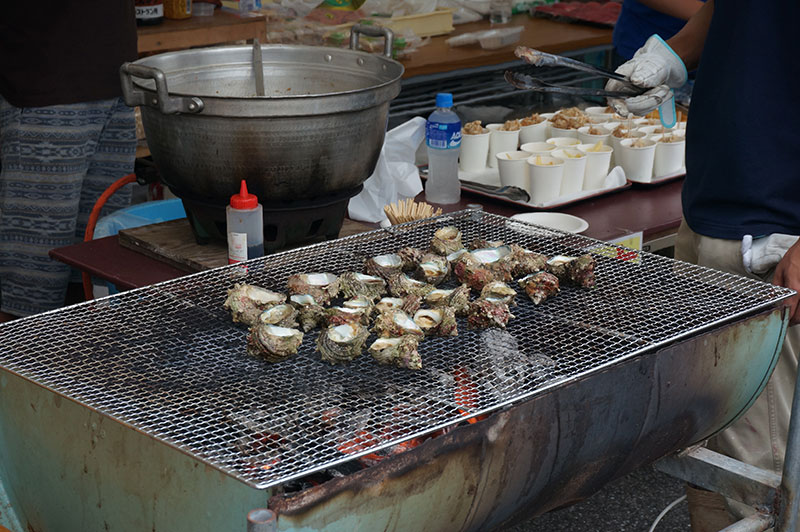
0,211,790,492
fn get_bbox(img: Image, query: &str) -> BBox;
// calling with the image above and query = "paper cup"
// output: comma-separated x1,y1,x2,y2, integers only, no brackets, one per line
619,137,657,182
546,136,581,148
551,148,586,196
632,117,661,128
577,125,612,146
520,141,556,157
639,124,686,137
459,131,491,172
651,133,686,176
587,113,616,124
540,112,557,138
577,143,613,190
610,129,646,166
548,125,580,139
585,106,614,116
527,155,565,204
518,119,548,144
486,124,521,168
496,151,531,194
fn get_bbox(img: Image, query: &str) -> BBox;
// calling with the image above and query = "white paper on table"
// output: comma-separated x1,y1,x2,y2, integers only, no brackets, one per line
348,117,426,224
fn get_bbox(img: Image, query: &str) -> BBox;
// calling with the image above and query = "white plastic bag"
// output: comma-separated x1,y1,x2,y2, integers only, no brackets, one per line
348,117,426,223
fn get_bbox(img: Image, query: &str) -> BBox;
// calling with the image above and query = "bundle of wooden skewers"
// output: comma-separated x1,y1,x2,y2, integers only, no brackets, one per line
383,198,442,225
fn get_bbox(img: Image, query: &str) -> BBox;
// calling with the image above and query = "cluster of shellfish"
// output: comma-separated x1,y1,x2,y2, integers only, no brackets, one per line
223,226,596,370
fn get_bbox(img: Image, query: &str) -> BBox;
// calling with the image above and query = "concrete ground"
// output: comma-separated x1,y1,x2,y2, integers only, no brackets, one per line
504,466,691,531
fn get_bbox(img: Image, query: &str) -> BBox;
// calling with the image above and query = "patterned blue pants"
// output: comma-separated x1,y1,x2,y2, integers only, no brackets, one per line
0,96,135,316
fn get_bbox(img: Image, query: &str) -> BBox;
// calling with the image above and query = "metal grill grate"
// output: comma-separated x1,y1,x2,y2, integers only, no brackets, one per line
0,211,791,490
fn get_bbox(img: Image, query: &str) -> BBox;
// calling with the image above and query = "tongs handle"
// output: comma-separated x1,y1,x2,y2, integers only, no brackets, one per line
504,71,639,99
514,46,642,92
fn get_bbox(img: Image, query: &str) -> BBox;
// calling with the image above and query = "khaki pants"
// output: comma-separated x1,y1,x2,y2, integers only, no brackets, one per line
675,220,800,527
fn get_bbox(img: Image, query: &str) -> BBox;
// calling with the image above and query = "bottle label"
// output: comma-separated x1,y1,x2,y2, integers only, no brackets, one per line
228,232,248,264
426,121,462,150
136,3,164,18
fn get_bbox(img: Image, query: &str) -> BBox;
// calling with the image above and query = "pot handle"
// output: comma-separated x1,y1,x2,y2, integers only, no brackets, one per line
119,62,204,115
349,24,395,58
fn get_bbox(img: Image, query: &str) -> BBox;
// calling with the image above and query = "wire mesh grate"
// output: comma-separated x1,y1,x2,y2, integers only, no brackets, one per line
0,211,791,489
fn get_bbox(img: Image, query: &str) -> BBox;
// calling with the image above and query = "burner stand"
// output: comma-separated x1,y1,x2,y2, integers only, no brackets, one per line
177,185,363,253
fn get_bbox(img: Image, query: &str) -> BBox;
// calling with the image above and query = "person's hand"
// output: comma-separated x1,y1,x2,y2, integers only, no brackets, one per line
606,35,688,116
773,240,800,325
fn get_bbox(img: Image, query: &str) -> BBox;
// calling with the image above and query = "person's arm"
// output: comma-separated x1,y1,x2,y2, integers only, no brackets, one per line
665,0,714,70
637,0,703,21
773,241,800,325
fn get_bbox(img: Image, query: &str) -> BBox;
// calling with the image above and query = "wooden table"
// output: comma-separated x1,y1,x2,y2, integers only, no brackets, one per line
137,8,267,54
50,179,683,291
400,13,612,79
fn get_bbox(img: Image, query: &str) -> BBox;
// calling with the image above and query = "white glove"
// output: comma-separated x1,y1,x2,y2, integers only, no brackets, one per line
742,234,800,275
606,35,688,121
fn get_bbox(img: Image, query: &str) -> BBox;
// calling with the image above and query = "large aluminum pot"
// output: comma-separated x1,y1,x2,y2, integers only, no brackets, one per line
120,26,403,203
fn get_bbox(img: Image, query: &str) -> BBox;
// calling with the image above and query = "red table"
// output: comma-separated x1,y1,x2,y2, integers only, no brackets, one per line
49,179,683,291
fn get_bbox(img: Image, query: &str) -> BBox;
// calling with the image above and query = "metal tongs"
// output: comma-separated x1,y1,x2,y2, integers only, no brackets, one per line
506,46,646,98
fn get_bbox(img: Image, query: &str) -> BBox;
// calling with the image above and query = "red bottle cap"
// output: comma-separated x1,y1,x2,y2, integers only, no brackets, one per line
230,180,259,210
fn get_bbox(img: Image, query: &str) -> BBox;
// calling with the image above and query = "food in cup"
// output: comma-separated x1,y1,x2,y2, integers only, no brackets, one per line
549,107,590,130
612,125,638,138
500,119,521,131
630,138,651,148
520,113,545,126
533,155,555,165
558,107,585,118
462,120,488,135
584,141,606,152
587,126,606,135
658,134,683,143
550,113,588,130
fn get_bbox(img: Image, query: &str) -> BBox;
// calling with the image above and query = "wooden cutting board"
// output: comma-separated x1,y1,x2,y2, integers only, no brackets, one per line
118,218,377,273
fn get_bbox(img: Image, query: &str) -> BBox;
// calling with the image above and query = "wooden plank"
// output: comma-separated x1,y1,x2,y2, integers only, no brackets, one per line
119,219,227,272
118,218,377,273
137,9,267,54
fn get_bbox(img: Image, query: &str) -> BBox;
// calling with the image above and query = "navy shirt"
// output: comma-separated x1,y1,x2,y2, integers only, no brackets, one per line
0,0,137,107
683,0,800,239
613,0,692,60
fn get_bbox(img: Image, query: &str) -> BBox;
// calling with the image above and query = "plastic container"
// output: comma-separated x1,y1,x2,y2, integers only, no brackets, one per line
192,1,214,15
446,26,524,49
226,180,264,263
425,93,462,205
93,199,187,296
478,26,524,49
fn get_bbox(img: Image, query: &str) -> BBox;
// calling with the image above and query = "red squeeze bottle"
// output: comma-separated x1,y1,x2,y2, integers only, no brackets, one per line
226,180,264,263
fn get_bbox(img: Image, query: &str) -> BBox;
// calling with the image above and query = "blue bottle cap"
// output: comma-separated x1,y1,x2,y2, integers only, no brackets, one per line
435,93,453,108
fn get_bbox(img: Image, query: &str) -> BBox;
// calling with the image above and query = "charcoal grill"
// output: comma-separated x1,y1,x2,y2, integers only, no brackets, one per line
0,210,793,531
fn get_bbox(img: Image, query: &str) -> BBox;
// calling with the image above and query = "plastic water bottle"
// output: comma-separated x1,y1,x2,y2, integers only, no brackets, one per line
425,93,462,205
226,180,264,264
